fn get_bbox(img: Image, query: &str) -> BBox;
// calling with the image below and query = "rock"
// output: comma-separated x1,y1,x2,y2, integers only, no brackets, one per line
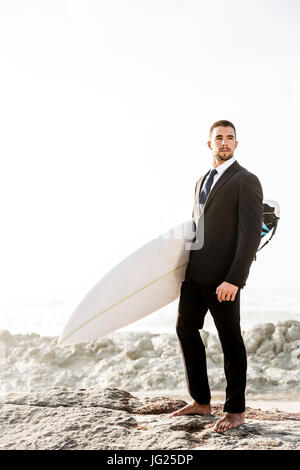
279,320,300,328
0,387,299,450
272,328,286,354
210,353,222,365
291,349,300,361
200,330,209,346
272,352,293,370
257,323,276,337
135,337,154,351
258,351,276,361
290,340,300,351
206,335,222,353
124,347,143,360
0,330,11,342
244,324,275,354
1,322,300,397
287,326,300,341
256,339,275,357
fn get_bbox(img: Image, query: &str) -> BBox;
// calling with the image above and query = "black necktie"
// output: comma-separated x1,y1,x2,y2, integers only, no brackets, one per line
199,168,218,204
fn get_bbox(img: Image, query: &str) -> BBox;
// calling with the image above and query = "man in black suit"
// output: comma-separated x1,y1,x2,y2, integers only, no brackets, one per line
170,120,263,432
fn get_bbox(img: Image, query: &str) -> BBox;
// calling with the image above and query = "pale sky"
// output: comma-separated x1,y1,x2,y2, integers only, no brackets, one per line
0,0,299,311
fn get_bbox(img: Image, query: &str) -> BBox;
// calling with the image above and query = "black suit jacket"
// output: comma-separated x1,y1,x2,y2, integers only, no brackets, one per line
185,160,263,288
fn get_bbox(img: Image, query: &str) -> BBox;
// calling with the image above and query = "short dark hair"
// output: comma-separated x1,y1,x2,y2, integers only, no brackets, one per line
209,120,236,138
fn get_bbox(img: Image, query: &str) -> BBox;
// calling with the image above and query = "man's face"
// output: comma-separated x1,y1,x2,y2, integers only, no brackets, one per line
207,126,238,162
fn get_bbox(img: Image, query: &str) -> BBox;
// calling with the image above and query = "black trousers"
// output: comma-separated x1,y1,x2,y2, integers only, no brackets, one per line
176,279,247,413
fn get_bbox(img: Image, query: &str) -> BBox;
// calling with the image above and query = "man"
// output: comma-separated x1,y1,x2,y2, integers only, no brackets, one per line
170,120,263,433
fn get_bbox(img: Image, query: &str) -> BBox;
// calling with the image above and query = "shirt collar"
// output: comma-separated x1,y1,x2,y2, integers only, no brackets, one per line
213,155,236,176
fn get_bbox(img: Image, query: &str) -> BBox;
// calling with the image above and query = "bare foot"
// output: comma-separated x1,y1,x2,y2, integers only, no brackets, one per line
213,412,245,432
169,401,212,418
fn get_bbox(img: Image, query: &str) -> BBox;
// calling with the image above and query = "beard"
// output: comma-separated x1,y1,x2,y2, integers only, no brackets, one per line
216,149,234,161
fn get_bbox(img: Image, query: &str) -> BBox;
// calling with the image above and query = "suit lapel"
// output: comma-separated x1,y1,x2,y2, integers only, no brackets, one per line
204,160,240,211
198,171,209,192
193,172,208,224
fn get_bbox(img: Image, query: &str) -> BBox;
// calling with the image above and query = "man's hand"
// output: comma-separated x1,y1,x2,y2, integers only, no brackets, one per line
216,282,239,302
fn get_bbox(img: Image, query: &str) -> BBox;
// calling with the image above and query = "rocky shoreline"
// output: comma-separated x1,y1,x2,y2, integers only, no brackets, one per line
1,321,299,450
0,320,299,396
0,387,299,450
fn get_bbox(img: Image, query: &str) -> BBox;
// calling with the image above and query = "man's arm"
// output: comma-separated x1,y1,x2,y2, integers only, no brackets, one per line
224,173,263,288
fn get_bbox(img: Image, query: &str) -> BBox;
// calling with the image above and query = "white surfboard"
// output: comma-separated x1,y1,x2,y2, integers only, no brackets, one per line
59,219,194,345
